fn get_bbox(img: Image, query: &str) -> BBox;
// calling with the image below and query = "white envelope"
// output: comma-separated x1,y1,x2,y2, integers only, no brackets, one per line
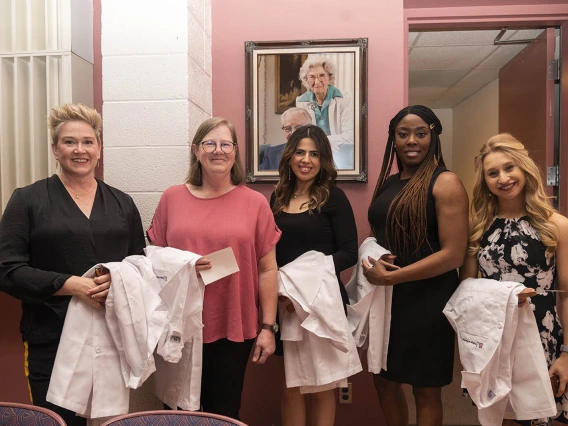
199,247,240,285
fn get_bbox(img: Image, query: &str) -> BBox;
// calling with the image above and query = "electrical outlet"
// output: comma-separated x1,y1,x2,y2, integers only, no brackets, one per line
338,383,352,404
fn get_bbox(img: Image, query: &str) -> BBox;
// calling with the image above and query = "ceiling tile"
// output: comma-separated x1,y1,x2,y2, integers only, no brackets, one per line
503,29,545,41
477,44,526,69
409,45,497,70
455,69,499,87
415,30,502,47
410,69,469,87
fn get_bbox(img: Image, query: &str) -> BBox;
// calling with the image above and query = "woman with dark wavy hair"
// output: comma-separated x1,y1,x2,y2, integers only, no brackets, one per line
270,124,358,426
364,105,469,426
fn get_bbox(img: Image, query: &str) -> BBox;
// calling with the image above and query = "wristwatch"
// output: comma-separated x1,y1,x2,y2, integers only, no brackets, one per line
260,323,279,334
560,344,568,353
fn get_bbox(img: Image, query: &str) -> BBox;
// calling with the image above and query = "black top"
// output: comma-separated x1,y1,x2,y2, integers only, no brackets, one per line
0,174,146,344
270,186,358,301
367,167,457,387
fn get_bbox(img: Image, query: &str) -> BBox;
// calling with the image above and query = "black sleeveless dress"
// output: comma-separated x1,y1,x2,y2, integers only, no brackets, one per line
368,167,457,387
479,216,568,424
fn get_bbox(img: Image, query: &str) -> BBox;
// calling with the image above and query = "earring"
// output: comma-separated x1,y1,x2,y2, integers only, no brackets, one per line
97,160,100,168
318,169,323,182
288,166,291,181
55,159,59,171
488,192,492,197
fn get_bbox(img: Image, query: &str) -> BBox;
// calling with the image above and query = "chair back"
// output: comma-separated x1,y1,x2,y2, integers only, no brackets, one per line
0,401,66,425
100,410,249,426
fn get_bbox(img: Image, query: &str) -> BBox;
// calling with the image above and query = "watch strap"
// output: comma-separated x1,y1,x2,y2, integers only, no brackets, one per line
260,323,278,333
560,344,568,353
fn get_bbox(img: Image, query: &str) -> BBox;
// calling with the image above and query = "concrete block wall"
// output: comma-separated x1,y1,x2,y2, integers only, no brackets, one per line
101,0,212,230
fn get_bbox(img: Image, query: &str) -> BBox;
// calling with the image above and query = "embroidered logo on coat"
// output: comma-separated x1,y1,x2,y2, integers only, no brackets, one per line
461,336,484,349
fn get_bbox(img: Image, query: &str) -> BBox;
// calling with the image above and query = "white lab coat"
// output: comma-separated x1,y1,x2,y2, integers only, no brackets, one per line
278,251,362,393
47,256,165,418
145,246,204,411
444,278,556,425
345,237,392,374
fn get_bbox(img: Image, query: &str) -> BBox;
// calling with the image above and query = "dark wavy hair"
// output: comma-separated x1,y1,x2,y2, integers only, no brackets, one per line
370,105,446,260
272,125,337,215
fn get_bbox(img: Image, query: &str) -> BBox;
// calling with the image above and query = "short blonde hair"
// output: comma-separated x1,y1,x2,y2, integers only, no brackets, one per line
186,117,245,186
48,103,102,146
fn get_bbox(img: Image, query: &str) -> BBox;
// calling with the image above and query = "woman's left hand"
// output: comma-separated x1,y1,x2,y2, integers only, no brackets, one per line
87,272,111,301
362,255,400,286
549,352,568,397
251,329,275,364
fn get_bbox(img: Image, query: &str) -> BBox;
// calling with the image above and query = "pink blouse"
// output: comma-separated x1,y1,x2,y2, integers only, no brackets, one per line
147,184,281,343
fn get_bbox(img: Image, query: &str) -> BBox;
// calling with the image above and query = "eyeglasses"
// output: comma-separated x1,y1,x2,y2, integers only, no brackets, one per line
307,73,329,82
200,140,236,154
282,125,303,134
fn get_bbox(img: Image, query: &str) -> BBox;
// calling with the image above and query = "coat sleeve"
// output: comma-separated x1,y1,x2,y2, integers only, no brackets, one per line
0,189,71,301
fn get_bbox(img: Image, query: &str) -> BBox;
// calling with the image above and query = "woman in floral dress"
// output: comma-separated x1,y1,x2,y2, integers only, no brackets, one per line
460,133,568,425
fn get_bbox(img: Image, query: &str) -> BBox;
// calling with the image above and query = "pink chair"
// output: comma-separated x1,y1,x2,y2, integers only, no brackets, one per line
100,410,249,426
0,401,67,426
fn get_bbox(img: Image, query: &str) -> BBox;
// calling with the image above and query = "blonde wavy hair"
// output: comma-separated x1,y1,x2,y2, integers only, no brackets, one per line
468,133,557,256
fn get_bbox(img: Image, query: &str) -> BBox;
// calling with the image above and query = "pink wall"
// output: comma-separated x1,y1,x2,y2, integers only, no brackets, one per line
212,1,405,425
212,0,406,247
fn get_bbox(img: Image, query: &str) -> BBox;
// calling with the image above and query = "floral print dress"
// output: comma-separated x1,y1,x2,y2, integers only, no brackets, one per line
479,216,567,424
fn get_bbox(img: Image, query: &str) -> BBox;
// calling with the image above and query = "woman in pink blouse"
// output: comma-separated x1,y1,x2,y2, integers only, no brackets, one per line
147,117,281,421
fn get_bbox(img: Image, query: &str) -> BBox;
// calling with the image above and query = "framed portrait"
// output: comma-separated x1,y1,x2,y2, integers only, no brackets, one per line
245,38,368,182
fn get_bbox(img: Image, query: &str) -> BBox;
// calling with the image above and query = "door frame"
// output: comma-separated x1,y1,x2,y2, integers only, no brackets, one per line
404,4,568,214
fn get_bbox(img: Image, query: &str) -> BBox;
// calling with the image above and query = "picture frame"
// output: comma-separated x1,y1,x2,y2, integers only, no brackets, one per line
244,38,368,182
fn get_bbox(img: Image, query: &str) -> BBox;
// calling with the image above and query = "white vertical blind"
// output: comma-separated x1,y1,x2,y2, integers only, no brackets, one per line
0,0,71,212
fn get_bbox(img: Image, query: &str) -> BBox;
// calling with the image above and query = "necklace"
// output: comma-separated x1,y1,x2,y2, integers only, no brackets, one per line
292,192,307,199
60,177,96,199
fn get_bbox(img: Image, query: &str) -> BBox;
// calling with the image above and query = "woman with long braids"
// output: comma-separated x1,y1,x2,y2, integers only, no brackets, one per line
270,124,358,426
363,105,469,426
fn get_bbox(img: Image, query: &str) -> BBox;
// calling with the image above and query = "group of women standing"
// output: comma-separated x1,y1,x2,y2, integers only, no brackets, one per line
0,102,567,426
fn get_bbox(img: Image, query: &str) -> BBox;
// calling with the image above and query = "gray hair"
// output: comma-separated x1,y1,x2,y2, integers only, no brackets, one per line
298,55,336,90
280,107,312,125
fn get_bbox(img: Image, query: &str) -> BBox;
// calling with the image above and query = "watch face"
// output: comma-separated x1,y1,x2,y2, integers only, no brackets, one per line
272,323,279,333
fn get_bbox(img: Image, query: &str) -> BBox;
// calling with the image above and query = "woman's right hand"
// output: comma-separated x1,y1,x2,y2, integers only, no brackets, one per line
195,257,212,273
57,276,105,310
279,295,295,312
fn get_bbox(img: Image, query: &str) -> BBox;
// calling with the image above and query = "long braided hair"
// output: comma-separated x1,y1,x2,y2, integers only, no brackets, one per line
370,105,446,261
272,125,337,215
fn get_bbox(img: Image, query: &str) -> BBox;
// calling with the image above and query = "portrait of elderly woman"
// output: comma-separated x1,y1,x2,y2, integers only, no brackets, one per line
296,55,354,169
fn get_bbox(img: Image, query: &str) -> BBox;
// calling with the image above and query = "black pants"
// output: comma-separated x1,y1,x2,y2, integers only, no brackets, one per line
200,338,254,420
25,340,86,426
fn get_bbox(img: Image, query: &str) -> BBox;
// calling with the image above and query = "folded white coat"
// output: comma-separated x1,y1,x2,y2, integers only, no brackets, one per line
345,237,392,374
47,256,166,418
444,277,556,425
278,250,362,393
145,245,204,411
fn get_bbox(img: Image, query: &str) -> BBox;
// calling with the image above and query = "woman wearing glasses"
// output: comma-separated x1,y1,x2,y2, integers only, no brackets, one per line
147,117,281,420
296,56,353,169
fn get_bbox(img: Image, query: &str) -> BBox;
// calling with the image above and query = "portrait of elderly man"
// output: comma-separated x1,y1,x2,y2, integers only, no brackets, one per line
295,55,354,169
259,107,312,171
